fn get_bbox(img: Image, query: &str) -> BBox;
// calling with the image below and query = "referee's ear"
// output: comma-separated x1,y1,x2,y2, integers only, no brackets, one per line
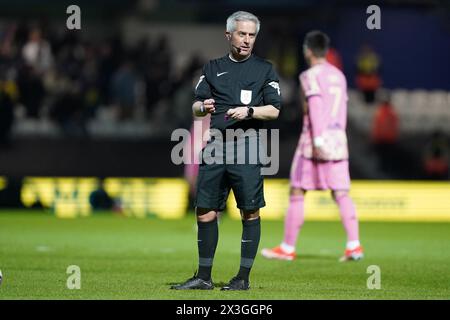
225,32,231,41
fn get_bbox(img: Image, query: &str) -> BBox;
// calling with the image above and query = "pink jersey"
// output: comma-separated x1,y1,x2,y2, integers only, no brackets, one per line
298,62,349,160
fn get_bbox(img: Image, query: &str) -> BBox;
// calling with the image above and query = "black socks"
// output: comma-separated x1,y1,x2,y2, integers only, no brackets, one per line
237,217,261,281
196,217,261,283
197,218,218,281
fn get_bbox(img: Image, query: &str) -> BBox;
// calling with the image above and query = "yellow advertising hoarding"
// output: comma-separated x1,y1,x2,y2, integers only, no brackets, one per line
19,177,450,221
228,180,450,221
0,177,7,190
21,177,188,219
21,177,98,218
103,178,188,219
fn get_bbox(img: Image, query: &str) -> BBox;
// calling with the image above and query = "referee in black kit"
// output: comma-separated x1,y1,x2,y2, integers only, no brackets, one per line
171,11,281,291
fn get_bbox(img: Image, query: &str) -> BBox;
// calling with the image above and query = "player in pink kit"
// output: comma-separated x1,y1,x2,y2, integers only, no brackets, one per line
261,31,363,262
184,114,211,201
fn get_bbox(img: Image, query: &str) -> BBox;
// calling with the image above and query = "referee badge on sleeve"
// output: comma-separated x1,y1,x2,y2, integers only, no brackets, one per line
240,90,252,105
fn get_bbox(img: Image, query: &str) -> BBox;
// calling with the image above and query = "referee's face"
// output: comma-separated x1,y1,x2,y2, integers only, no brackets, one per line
227,20,257,59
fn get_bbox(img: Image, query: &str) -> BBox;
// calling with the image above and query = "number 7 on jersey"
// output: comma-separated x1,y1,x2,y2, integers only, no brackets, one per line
329,86,342,118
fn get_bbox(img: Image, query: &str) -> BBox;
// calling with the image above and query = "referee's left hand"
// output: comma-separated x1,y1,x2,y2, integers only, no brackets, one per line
226,107,249,121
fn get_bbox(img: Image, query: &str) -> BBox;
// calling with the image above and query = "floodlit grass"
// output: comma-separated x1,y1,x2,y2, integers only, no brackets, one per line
0,210,449,299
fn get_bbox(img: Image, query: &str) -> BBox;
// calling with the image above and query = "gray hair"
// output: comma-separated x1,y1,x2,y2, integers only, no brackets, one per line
226,11,260,35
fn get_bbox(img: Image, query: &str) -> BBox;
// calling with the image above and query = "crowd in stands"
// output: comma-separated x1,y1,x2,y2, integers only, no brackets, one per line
0,22,204,141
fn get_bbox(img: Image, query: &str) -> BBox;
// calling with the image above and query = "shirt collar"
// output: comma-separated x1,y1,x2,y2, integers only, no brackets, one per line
228,53,252,63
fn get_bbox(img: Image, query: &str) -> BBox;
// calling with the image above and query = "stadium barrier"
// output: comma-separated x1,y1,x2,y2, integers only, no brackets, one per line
6,177,449,221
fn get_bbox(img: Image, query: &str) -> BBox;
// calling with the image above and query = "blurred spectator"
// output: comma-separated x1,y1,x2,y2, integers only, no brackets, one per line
0,78,14,147
355,44,381,104
423,131,449,180
22,28,53,74
172,58,203,129
144,35,173,118
95,40,115,106
266,41,298,131
89,186,114,210
14,25,51,119
326,47,343,71
49,78,88,137
17,64,45,118
371,94,399,175
1,24,18,62
280,42,298,78
111,61,139,120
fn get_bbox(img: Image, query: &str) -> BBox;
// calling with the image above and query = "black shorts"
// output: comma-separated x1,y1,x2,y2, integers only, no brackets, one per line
194,132,265,211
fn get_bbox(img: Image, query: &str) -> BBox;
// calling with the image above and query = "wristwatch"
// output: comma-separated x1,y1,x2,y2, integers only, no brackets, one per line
247,107,254,119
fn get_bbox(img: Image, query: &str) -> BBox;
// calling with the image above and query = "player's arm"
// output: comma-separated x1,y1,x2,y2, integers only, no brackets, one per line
299,83,308,114
300,72,324,143
300,71,327,158
308,95,326,146
308,96,329,160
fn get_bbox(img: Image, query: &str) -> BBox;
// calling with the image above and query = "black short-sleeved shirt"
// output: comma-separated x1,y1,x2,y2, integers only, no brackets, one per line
194,54,282,131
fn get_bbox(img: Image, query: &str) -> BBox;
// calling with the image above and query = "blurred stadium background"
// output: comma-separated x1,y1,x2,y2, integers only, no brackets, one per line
0,0,448,219
0,0,449,299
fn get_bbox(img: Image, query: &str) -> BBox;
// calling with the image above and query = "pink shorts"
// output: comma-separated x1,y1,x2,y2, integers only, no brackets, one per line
290,150,350,191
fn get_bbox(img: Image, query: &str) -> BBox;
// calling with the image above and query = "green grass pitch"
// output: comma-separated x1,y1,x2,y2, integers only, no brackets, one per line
0,210,449,299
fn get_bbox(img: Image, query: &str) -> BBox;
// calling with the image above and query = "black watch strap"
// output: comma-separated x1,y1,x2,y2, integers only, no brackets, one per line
247,107,254,119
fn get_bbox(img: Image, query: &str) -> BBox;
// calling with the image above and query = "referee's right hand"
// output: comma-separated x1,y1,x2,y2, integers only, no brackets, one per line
203,99,216,113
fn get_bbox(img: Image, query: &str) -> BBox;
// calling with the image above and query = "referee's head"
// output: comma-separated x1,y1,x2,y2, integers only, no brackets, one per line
225,11,260,60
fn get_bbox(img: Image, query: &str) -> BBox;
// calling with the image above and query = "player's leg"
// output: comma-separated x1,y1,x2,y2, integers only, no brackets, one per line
194,162,229,280
171,162,227,290
332,190,363,261
195,207,219,281
327,160,363,261
221,209,260,291
222,149,264,290
282,187,306,254
171,207,219,290
261,151,311,261
261,187,305,261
